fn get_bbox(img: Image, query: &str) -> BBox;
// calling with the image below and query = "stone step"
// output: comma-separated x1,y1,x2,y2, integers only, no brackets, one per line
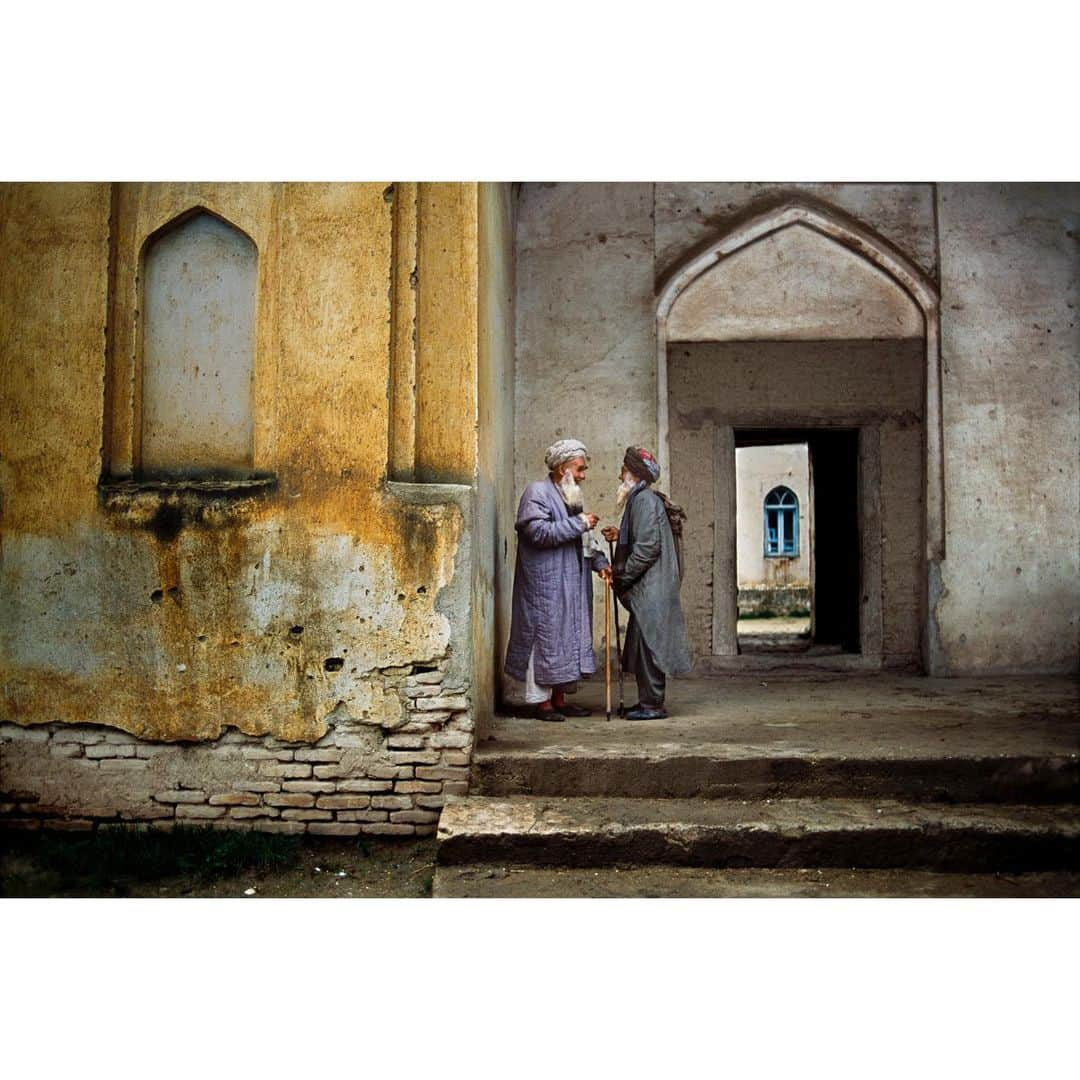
473,745,1079,803
436,795,1080,873
434,864,1080,899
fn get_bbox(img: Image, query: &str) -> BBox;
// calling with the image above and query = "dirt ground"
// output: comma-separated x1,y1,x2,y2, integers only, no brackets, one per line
1,833,438,899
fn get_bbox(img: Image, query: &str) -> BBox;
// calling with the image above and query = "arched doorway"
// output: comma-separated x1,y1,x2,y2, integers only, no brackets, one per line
657,199,942,672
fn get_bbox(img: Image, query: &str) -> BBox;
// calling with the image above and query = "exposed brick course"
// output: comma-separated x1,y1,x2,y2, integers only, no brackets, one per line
86,744,135,759
361,823,415,836
372,795,413,810
336,809,389,823
176,805,227,820
229,806,279,819
294,749,343,763
315,795,371,810
99,759,149,771
280,809,333,822
1,681,474,833
208,793,261,806
336,779,392,793
390,809,440,824
308,822,363,837
265,793,316,808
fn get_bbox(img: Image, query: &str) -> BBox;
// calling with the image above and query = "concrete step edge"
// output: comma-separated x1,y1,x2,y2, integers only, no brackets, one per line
470,752,1080,801
436,796,1080,872
438,794,1080,834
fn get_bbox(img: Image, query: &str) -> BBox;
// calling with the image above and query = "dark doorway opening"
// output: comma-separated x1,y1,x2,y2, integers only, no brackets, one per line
735,428,860,655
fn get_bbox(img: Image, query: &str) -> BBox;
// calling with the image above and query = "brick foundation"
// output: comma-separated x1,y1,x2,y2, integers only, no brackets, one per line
0,664,471,836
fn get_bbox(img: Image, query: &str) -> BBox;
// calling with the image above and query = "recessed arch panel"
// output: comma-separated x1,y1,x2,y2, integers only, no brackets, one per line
667,222,924,342
657,199,943,562
141,209,258,476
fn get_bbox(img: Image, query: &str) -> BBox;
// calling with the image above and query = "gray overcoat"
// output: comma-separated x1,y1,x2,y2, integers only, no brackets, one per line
613,484,692,675
504,477,609,686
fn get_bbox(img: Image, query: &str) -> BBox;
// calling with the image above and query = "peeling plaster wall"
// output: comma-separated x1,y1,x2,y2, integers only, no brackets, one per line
1,183,483,766
935,184,1079,673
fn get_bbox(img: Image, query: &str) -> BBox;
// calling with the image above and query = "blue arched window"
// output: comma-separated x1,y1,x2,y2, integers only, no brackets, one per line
764,486,799,557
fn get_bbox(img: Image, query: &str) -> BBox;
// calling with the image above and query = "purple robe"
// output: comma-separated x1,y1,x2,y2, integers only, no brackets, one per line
504,477,609,686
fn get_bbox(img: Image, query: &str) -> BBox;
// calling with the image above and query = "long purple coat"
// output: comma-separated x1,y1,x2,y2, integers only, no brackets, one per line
504,478,609,686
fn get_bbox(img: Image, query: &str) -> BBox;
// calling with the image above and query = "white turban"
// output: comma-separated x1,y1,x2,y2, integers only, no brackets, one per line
544,439,588,472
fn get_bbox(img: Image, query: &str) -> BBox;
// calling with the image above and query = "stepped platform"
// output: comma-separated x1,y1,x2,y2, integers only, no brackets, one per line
437,795,1079,872
433,676,1079,897
472,676,1079,803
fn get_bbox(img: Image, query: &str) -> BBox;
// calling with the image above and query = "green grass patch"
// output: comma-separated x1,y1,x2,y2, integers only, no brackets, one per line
738,607,811,620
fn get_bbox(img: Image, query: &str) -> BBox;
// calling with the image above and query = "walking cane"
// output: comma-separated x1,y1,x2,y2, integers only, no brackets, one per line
604,575,612,722
607,537,625,716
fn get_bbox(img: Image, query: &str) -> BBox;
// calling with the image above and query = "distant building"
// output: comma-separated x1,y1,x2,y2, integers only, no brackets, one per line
736,444,811,616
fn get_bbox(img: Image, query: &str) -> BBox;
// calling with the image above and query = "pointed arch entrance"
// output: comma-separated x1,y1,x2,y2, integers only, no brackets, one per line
657,199,942,672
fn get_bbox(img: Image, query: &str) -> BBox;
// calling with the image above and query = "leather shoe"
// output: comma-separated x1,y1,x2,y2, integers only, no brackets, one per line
625,705,668,721
556,702,592,717
533,704,565,722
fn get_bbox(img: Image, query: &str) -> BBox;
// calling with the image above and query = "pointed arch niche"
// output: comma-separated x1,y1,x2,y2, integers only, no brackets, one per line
102,187,277,485
658,200,943,672
141,210,257,475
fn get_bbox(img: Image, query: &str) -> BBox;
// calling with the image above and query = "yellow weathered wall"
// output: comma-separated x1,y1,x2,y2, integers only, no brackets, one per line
2,183,111,534
415,183,480,484
1,182,481,743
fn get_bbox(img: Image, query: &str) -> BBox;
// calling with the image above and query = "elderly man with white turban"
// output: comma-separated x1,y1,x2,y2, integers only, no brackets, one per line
504,439,611,720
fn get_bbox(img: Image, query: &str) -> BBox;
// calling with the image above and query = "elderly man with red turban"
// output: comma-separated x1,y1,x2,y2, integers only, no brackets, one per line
602,446,691,720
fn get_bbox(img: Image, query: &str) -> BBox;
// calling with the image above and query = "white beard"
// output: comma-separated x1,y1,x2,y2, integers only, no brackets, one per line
558,472,584,514
559,471,600,557
616,477,636,510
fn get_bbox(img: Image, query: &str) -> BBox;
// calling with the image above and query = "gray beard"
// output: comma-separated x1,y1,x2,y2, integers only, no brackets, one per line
558,472,584,515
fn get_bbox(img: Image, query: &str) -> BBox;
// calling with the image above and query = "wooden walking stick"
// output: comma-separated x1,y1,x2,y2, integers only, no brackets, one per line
604,575,612,722
607,536,625,716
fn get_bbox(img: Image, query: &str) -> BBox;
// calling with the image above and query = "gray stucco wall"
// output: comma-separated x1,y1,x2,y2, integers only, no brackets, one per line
514,183,656,507
934,184,1079,673
654,183,938,282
